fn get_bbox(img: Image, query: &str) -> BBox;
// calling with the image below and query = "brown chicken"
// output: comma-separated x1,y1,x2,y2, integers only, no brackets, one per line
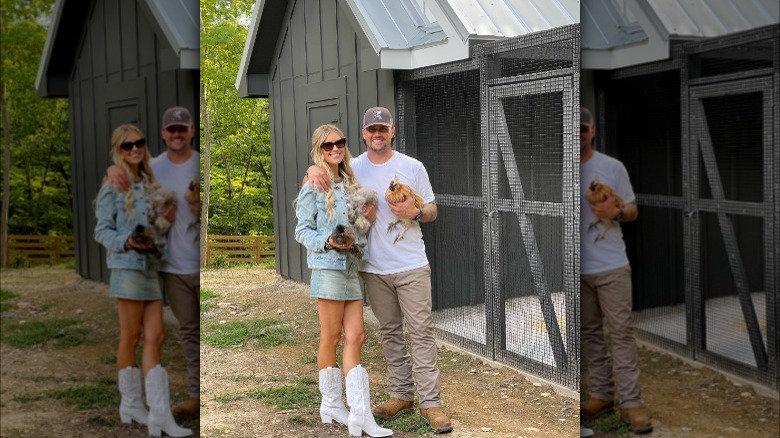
184,180,200,205
385,175,425,244
585,176,625,242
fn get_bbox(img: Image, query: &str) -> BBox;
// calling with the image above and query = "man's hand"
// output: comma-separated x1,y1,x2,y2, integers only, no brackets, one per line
388,195,418,220
361,203,377,224
163,203,177,223
106,165,131,191
187,200,200,216
589,193,621,220
304,166,331,192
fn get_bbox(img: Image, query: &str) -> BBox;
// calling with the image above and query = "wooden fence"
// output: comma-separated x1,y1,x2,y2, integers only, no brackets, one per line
4,234,275,267
206,234,275,266
6,234,76,265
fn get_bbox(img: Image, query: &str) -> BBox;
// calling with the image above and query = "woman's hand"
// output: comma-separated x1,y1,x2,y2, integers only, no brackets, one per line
326,236,353,250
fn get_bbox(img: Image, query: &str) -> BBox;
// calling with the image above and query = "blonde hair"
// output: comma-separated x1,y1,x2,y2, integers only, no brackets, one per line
110,124,159,221
310,124,359,221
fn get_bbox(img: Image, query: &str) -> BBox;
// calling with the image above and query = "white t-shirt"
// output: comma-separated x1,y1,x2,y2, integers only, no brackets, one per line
151,151,200,275
352,151,435,275
580,151,636,275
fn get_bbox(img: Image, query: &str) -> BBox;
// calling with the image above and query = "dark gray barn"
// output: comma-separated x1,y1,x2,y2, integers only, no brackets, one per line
36,0,199,283
238,0,581,390
581,0,779,393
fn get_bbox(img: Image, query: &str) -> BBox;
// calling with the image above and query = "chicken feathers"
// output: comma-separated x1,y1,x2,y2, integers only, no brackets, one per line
584,176,625,243
385,175,424,244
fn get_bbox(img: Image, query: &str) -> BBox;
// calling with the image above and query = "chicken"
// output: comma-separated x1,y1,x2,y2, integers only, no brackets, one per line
130,224,162,258
347,186,379,236
329,223,364,259
183,179,201,231
385,175,425,244
147,186,178,235
584,176,625,242
184,180,200,205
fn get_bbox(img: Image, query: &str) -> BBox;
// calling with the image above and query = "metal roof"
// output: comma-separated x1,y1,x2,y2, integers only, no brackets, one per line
237,0,581,96
582,0,779,69
36,0,199,97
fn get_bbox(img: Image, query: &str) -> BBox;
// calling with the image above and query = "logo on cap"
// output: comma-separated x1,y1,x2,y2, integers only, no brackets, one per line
372,110,383,121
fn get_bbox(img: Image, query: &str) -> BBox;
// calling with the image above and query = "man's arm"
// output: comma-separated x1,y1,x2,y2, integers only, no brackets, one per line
590,195,637,223
302,165,331,192
105,165,131,191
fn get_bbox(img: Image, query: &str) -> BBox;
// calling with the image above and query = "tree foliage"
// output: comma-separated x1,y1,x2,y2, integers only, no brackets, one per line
201,0,273,236
1,0,72,236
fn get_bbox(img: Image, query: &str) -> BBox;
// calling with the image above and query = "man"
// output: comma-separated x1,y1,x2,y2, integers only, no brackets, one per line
307,107,452,434
108,106,201,418
579,106,651,434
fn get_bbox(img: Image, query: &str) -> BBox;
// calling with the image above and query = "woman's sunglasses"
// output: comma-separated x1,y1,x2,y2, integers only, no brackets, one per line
120,138,147,151
320,138,347,152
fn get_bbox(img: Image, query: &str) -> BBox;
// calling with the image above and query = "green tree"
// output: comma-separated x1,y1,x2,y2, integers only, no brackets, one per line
1,0,71,265
201,0,273,238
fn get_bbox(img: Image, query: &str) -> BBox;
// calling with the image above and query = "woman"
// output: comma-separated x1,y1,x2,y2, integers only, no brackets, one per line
94,124,191,437
294,124,391,437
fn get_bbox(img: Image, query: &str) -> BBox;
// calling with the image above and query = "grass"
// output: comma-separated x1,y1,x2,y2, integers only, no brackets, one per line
202,317,293,348
1,317,91,348
200,288,220,312
248,377,320,410
13,377,119,411
0,288,20,313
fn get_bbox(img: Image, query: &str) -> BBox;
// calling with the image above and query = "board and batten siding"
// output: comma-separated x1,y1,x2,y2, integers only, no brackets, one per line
268,0,394,282
68,0,197,282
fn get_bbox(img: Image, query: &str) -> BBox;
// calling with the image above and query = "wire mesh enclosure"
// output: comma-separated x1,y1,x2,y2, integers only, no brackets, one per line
602,24,779,391
397,25,581,390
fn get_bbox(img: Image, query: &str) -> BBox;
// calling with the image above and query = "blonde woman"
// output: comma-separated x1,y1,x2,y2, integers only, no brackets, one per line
294,124,391,437
94,124,191,437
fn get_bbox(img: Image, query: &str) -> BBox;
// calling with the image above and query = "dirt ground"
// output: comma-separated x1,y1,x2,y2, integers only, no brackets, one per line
200,267,779,438
2,267,778,438
0,267,198,437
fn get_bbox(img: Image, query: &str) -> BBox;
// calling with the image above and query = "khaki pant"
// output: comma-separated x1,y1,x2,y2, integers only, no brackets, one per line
581,265,643,408
361,266,442,408
161,272,200,398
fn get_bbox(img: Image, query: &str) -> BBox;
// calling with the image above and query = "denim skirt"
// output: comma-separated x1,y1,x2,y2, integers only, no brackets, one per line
310,262,362,301
109,260,163,301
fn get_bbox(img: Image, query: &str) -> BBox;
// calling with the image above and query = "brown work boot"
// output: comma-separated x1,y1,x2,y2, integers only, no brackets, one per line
581,397,614,421
419,406,453,434
172,396,200,419
620,406,653,434
372,397,414,420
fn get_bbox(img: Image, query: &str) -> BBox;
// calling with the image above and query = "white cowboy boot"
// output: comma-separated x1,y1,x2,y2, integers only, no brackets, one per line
346,365,393,437
319,367,350,425
118,366,148,425
144,365,192,437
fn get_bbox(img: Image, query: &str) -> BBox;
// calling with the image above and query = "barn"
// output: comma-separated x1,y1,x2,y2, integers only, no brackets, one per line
580,0,780,393
35,0,199,284
237,0,582,390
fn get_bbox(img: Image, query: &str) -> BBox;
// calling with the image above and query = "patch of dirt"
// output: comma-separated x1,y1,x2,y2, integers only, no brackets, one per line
0,267,198,437
201,267,779,438
200,267,579,437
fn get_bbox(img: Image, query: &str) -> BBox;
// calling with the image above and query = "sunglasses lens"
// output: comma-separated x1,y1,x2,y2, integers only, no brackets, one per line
166,126,188,133
334,138,347,148
321,143,335,151
120,138,146,151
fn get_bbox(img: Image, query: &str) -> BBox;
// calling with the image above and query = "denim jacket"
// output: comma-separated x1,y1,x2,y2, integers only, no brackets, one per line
294,181,367,270
94,181,166,270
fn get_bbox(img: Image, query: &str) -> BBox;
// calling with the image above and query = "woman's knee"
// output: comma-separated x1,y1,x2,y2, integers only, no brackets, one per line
343,329,366,347
119,328,142,346
144,328,165,347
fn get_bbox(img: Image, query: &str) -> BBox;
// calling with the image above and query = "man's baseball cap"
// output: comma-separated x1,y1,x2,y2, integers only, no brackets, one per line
581,107,594,127
163,106,192,128
363,107,393,129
